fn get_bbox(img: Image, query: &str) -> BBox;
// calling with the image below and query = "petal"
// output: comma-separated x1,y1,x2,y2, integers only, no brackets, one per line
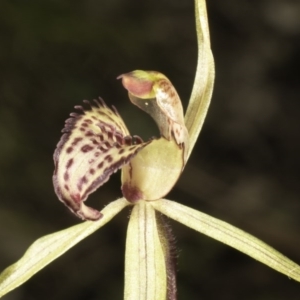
53,99,149,220
184,0,215,160
152,199,300,283
0,198,129,298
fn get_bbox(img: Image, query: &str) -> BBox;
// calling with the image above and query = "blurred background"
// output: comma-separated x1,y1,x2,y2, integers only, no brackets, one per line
1,0,300,299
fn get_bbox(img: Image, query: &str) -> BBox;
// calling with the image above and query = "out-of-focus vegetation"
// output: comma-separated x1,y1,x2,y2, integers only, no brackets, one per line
0,1,300,299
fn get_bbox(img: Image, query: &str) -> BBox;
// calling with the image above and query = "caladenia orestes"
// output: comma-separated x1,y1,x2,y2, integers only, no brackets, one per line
0,1,300,299
52,70,189,222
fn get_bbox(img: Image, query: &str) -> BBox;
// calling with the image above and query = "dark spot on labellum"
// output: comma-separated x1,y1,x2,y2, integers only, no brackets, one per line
104,155,113,162
99,146,108,152
66,158,73,169
72,137,83,146
133,135,143,144
85,119,93,124
97,162,104,169
66,147,73,153
91,139,98,145
81,145,94,152
116,135,123,144
77,176,87,191
118,148,125,155
82,122,88,127
124,137,132,146
107,131,113,139
94,151,100,157
64,171,69,181
64,184,69,191
80,127,86,132
85,131,94,137
89,168,95,175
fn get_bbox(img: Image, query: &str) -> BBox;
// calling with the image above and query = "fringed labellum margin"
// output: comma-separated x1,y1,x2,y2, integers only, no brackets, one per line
53,99,148,220
53,70,189,220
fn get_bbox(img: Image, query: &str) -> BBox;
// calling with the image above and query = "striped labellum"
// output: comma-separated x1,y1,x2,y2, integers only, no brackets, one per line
53,70,189,220
53,99,149,220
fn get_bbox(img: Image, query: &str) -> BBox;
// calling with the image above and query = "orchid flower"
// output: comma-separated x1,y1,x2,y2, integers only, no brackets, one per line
0,1,299,299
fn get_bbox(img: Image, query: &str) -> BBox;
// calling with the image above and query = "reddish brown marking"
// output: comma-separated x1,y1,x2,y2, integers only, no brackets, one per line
85,119,93,124
122,182,143,203
66,147,73,153
107,131,113,139
116,135,123,144
85,131,94,137
64,184,69,191
81,144,94,152
89,168,95,175
97,162,104,169
64,171,69,181
80,127,86,132
94,151,100,157
118,148,125,155
71,193,81,203
82,122,88,127
99,146,107,152
124,137,132,145
129,163,133,179
77,176,87,192
66,158,73,169
104,155,113,162
134,136,143,144
72,137,83,146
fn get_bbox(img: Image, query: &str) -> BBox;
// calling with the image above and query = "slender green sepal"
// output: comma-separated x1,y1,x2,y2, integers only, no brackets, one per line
0,198,130,298
152,199,300,282
124,201,167,300
185,0,215,160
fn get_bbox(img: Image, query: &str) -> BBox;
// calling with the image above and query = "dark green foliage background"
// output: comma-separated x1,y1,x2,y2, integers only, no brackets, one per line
0,0,300,299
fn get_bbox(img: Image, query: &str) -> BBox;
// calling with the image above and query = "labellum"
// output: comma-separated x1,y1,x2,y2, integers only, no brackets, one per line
53,70,189,220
